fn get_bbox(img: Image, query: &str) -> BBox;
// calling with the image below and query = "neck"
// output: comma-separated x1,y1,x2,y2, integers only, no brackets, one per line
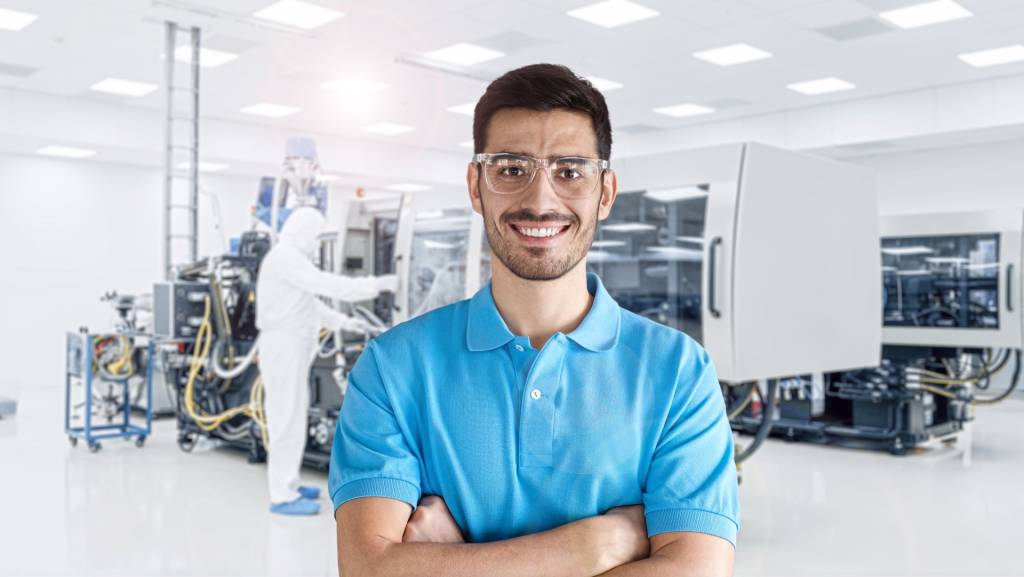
490,257,593,350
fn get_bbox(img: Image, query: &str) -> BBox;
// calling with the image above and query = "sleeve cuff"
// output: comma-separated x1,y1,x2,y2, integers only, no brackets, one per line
331,477,421,512
645,508,738,546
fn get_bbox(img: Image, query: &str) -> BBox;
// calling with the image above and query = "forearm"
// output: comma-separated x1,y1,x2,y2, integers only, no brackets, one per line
340,518,606,577
598,535,734,577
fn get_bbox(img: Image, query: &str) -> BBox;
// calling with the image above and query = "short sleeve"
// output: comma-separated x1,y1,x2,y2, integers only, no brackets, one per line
642,346,740,546
328,341,422,512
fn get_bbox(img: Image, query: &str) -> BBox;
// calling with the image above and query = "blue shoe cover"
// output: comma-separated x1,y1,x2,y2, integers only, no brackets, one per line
298,485,321,500
270,497,321,516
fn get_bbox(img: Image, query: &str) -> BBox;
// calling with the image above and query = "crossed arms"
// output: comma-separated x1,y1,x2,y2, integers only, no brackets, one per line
335,495,734,577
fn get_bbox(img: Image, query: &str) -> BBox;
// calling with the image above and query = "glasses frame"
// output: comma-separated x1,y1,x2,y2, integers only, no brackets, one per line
473,152,611,199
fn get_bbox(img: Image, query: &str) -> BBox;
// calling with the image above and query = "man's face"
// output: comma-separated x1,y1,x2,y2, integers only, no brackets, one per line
467,108,617,282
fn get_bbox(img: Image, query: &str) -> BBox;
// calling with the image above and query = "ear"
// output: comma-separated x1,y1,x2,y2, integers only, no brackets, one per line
597,170,618,221
467,162,483,216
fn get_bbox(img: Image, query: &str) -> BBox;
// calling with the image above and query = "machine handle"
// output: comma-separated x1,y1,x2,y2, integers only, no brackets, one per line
1008,263,1015,312
708,236,723,319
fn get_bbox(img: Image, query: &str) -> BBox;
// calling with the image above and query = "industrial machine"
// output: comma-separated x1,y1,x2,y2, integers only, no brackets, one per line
588,142,882,462
743,209,1023,454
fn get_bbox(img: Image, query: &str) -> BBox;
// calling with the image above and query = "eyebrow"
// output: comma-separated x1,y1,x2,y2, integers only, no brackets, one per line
491,150,595,159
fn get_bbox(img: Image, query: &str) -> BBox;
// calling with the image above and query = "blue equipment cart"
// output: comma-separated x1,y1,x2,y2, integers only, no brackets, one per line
65,331,154,452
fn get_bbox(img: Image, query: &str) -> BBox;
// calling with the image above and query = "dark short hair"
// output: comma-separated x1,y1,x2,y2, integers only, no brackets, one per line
473,64,612,160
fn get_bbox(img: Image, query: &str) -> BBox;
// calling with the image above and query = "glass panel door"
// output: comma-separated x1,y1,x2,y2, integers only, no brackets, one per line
588,186,709,343
881,234,1000,329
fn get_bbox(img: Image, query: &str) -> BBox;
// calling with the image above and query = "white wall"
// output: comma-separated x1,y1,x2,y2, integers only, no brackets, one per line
0,153,255,393
854,138,1024,215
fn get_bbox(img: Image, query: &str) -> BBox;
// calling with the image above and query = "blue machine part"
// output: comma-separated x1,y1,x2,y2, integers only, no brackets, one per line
285,136,318,160
255,176,327,232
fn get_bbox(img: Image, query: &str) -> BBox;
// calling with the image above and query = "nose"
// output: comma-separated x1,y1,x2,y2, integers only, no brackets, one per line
516,165,564,216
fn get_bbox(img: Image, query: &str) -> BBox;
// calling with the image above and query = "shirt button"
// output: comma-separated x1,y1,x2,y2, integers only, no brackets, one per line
530,389,542,400
514,344,525,352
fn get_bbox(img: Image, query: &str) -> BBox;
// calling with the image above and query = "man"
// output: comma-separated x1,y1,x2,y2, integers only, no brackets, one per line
329,64,739,575
257,206,396,516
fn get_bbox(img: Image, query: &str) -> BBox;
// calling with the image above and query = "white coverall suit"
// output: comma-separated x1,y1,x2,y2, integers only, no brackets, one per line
256,207,394,506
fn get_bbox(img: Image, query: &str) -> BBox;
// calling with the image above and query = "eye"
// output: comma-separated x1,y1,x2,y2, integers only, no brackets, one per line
557,167,582,180
500,166,526,177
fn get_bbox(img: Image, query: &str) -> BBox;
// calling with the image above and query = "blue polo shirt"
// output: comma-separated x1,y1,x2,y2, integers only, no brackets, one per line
329,273,739,545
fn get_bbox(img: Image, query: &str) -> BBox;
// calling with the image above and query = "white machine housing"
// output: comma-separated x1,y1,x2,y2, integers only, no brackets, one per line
880,210,1023,349
610,142,881,382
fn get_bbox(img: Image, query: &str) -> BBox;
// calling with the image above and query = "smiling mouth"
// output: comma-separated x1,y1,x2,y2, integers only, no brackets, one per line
508,222,572,241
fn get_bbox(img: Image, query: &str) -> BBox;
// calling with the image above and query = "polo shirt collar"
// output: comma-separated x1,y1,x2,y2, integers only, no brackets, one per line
466,272,621,352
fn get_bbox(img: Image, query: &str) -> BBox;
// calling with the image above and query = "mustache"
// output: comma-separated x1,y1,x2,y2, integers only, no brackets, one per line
501,210,577,225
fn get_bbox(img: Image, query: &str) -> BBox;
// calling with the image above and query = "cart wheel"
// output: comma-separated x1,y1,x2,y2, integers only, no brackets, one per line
88,442,102,453
177,433,197,453
135,436,146,448
68,435,78,448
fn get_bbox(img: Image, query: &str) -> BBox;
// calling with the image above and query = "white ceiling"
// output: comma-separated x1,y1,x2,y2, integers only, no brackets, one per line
2,0,1024,164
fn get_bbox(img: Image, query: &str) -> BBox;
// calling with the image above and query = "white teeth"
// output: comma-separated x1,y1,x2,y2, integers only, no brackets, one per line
516,226,563,238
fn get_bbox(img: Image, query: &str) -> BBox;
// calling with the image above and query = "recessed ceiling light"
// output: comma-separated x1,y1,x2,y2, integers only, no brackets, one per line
176,161,229,173
387,183,432,192
459,140,475,148
37,145,97,159
240,102,301,118
653,103,715,118
592,240,626,248
0,7,37,31
644,186,708,203
878,0,971,29
567,0,660,28
173,46,238,68
881,246,934,256
602,222,658,233
693,43,773,66
90,78,158,97
253,0,344,29
321,77,388,94
787,77,856,95
361,122,415,136
959,45,1024,68
446,102,477,116
586,76,624,91
424,43,504,66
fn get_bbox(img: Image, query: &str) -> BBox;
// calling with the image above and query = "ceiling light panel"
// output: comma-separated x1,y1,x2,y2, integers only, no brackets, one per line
878,1,972,29
240,102,301,117
446,102,477,116
173,46,238,68
586,76,624,91
362,122,415,136
653,103,715,118
0,7,37,31
567,0,660,28
787,77,856,95
388,183,432,192
177,161,229,172
90,78,158,97
37,146,97,159
693,43,773,66
959,45,1024,68
424,43,504,66
321,77,388,94
253,0,344,29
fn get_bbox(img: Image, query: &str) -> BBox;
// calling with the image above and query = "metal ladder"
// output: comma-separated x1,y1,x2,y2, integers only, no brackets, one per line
162,22,201,280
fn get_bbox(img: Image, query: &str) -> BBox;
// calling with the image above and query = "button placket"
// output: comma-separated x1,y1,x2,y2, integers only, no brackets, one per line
518,336,564,468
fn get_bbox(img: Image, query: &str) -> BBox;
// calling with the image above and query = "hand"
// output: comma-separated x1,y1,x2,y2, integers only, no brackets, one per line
375,274,398,294
402,495,464,544
591,505,649,574
338,315,369,334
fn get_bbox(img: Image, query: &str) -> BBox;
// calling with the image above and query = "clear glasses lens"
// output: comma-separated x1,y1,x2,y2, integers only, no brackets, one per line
482,155,602,198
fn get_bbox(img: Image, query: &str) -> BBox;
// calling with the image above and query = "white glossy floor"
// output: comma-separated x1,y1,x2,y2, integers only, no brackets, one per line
1,384,1021,577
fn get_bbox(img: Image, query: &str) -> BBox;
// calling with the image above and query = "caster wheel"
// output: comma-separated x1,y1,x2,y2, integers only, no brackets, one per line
135,436,146,448
69,435,78,447
88,442,102,453
177,433,196,453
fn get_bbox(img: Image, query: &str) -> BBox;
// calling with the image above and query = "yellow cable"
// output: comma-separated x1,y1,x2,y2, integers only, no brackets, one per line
917,385,959,399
